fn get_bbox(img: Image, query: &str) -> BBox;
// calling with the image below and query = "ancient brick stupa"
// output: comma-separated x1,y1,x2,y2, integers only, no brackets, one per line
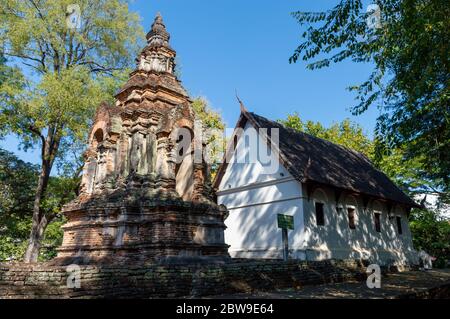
56,13,229,264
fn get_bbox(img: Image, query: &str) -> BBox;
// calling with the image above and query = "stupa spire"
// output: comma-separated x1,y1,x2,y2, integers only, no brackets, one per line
116,12,186,98
132,12,176,74
57,12,229,264
146,12,170,46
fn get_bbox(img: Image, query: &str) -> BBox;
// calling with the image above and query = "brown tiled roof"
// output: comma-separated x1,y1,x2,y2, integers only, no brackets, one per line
215,110,419,208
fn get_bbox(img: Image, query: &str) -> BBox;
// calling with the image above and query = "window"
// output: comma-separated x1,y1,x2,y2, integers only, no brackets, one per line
315,202,325,226
347,208,356,229
374,213,381,233
396,216,403,235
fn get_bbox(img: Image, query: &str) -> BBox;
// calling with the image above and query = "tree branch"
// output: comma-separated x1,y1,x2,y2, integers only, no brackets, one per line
3,52,43,65
28,125,45,147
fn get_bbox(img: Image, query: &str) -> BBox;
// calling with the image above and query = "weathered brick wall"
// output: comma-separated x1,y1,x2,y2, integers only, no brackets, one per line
0,259,367,299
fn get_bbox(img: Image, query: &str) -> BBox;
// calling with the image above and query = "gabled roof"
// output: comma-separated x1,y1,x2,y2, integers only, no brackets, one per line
214,109,420,208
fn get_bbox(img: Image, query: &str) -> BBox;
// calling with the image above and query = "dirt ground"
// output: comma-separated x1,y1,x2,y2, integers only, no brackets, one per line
206,269,450,299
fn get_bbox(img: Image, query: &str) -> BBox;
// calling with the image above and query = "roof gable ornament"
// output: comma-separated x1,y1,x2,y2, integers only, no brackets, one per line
235,90,248,113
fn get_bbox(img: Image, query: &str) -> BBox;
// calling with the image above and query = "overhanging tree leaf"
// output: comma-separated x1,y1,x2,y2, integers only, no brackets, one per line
290,0,450,196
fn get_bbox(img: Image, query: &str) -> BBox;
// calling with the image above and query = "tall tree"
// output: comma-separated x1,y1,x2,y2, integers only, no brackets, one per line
0,0,143,262
0,148,78,261
0,149,38,260
289,0,449,194
279,112,373,158
0,53,6,84
409,209,450,268
279,112,429,197
191,97,226,179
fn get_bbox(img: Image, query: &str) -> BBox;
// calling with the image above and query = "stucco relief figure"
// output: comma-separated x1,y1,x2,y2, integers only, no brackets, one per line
80,157,97,194
155,136,171,179
137,133,148,175
138,55,150,72
173,127,195,200
145,133,157,175
94,150,107,187
149,53,167,73
176,153,194,201
118,134,130,178
166,58,172,73
138,52,168,73
129,132,142,174
138,54,167,73
128,132,157,175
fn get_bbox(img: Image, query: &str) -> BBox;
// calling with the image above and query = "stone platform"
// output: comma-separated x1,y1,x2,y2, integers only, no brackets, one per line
0,259,367,299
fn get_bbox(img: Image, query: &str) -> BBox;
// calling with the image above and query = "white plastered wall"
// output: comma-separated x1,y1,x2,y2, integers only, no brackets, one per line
217,122,306,259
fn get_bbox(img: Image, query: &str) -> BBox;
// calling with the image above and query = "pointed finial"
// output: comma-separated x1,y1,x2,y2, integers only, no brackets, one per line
155,12,163,24
146,12,170,45
235,90,248,113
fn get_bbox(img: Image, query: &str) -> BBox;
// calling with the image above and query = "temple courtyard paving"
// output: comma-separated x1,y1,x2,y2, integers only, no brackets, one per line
205,269,450,299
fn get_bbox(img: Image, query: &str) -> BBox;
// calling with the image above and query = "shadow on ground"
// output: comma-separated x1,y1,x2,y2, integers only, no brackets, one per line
204,269,450,299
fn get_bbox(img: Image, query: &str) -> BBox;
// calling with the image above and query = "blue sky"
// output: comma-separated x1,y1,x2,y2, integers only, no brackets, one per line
1,0,379,165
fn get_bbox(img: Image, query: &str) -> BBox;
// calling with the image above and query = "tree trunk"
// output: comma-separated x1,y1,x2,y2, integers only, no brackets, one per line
23,129,60,263
23,215,49,263
23,162,51,263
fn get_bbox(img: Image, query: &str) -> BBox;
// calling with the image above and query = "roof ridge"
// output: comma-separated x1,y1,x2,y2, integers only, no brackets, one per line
250,112,370,162
245,111,418,208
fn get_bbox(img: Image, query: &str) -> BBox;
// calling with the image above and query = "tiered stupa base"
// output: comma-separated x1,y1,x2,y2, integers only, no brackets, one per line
56,186,229,265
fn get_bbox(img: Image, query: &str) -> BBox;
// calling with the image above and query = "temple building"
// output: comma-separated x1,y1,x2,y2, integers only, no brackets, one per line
56,13,420,267
56,14,229,264
214,107,421,266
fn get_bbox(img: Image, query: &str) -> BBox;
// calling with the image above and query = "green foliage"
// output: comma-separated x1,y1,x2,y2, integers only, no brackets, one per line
0,66,104,147
41,176,78,216
279,112,373,158
38,218,65,261
96,69,134,105
0,0,144,161
0,0,144,74
0,149,38,220
290,0,450,192
192,97,226,178
373,145,434,196
0,215,66,262
192,97,225,132
279,112,438,196
410,209,450,268
0,149,75,261
0,149,34,261
0,0,144,260
0,59,26,138
0,53,7,85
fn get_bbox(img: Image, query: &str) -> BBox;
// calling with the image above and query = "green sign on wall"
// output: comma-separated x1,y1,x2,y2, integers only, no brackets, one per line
277,214,294,230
